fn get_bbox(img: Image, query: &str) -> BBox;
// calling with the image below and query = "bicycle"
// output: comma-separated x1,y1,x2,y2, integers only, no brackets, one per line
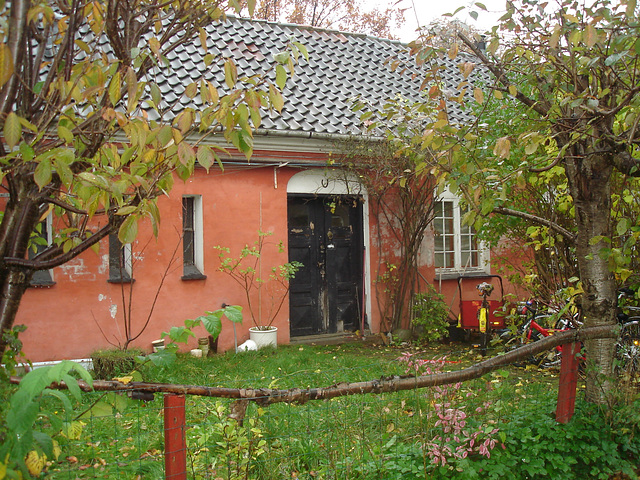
501,299,579,368
505,288,640,371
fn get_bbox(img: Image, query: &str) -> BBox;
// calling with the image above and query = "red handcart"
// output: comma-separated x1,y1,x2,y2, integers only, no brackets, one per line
457,275,505,354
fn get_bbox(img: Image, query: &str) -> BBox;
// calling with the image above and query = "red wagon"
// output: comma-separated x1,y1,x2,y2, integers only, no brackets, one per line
457,275,506,353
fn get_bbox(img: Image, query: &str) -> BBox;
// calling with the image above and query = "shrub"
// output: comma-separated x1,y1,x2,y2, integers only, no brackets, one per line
91,348,143,379
412,285,450,343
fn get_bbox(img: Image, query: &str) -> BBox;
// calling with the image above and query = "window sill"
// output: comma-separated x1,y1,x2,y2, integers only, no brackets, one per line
29,281,56,288
108,278,135,284
434,270,491,281
181,273,207,281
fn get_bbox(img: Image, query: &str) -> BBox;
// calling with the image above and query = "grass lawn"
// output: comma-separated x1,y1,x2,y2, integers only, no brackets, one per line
4,341,640,479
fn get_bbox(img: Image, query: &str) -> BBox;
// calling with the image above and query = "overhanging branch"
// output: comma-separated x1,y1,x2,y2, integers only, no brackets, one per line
457,32,548,118
493,205,577,244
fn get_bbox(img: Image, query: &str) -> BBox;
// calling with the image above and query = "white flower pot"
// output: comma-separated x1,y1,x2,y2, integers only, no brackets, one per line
249,326,278,349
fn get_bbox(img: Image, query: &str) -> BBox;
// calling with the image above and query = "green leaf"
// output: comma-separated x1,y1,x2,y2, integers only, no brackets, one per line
185,82,198,99
177,141,196,167
79,401,113,419
224,59,237,89
167,325,195,343
54,156,74,187
196,145,215,172
269,85,284,112
292,41,309,61
116,205,137,215
275,64,287,90
146,348,177,367
106,392,131,413
224,305,243,323
201,312,223,339
605,53,624,66
617,218,630,236
109,70,121,105
32,432,54,458
157,125,173,147
247,0,255,15
19,142,34,161
150,82,162,106
4,112,22,148
273,52,289,64
119,215,138,244
34,159,52,189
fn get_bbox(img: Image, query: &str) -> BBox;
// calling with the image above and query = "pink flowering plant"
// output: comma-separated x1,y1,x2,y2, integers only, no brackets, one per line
397,353,504,468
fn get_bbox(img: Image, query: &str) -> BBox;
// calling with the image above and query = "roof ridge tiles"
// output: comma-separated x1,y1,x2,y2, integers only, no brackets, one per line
224,14,407,46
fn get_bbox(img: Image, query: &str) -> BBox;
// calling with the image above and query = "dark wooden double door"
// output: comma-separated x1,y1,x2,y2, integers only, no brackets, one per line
288,195,364,337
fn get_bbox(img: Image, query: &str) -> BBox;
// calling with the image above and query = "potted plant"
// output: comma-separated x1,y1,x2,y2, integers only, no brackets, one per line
215,230,302,349
142,304,243,367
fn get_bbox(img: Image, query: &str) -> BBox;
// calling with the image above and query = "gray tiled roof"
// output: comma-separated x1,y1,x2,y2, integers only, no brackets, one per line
153,16,480,138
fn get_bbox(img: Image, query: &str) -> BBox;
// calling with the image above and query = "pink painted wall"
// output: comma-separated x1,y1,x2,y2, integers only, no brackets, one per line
16,162,302,362
12,158,529,362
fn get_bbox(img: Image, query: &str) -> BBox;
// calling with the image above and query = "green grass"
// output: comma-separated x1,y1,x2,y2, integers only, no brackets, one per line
4,342,639,479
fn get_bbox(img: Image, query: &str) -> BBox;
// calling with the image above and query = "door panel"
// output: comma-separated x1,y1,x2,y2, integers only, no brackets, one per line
288,195,363,336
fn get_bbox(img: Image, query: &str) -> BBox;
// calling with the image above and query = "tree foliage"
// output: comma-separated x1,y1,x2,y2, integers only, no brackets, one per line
250,0,406,39
337,136,437,333
362,0,640,403
0,0,303,357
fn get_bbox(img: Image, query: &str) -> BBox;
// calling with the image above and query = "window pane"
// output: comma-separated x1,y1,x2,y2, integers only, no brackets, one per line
288,204,309,228
461,251,479,268
331,204,349,227
443,235,454,251
443,201,454,218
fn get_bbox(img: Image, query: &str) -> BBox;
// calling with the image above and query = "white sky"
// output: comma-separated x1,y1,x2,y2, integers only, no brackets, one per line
363,0,507,42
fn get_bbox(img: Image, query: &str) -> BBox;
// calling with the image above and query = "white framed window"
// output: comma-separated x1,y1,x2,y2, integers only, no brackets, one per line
182,195,206,280
433,190,489,273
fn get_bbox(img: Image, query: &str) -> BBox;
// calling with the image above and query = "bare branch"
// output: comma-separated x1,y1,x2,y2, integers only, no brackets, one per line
493,205,577,244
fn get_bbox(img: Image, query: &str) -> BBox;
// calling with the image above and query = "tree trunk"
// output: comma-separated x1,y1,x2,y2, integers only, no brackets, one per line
564,152,617,404
0,180,40,356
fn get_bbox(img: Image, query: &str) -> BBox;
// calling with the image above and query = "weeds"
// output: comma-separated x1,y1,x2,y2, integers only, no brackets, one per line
3,343,639,479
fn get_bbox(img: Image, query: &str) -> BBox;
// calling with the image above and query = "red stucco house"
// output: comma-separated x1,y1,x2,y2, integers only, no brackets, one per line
13,16,526,363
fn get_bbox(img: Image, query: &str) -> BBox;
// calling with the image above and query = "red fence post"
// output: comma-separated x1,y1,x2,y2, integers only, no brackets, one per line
164,394,186,480
556,342,581,424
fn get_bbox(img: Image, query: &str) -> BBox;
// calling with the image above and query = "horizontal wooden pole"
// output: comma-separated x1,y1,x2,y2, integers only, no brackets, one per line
10,325,616,406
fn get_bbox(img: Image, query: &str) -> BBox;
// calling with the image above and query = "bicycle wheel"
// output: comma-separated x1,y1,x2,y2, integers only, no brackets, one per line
616,320,640,374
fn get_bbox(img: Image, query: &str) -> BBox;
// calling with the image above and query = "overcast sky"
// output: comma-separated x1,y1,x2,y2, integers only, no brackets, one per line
363,0,507,41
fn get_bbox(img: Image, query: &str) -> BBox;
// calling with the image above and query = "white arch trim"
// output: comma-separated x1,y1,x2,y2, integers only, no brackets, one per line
287,168,366,195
